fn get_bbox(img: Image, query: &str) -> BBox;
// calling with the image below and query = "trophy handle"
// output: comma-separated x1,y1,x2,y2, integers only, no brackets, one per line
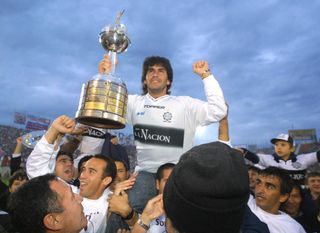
108,51,117,75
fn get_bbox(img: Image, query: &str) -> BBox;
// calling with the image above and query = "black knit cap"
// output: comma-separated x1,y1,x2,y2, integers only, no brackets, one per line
163,142,249,233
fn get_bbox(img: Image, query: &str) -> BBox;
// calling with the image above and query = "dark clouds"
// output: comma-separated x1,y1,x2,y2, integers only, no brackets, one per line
0,0,319,146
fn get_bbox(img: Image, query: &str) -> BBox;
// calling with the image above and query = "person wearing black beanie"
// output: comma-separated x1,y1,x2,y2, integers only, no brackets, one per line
163,141,250,233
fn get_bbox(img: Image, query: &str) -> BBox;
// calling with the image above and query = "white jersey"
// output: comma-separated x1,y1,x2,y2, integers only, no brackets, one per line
247,196,306,233
127,75,226,172
255,152,318,184
148,214,166,233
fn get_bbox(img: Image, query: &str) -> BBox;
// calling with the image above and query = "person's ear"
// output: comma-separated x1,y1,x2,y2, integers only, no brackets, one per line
290,146,295,153
156,179,160,191
43,213,63,230
103,176,112,186
279,193,289,204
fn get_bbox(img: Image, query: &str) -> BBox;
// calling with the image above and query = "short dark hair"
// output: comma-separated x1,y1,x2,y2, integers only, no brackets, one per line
91,155,117,182
259,167,293,195
9,170,28,188
247,165,261,173
78,155,93,174
8,174,64,233
156,163,175,181
56,150,74,162
141,56,173,95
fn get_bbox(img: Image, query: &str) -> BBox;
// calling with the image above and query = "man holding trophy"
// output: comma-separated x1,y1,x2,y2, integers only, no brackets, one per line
76,10,228,232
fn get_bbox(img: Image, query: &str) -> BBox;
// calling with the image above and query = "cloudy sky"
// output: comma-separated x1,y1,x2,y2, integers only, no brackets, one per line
0,0,319,146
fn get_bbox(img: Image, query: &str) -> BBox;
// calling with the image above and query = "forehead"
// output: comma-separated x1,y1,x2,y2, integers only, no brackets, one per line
115,161,126,169
308,176,320,181
85,158,106,170
57,155,73,161
274,140,291,146
50,180,70,197
148,64,165,69
258,174,281,186
291,187,302,196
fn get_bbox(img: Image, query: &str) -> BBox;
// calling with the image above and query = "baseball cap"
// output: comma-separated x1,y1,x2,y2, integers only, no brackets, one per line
270,133,294,146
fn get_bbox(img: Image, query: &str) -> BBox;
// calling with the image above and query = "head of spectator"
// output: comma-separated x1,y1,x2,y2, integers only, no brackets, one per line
163,142,249,233
156,163,175,194
8,174,87,233
114,159,129,183
8,169,28,193
55,150,75,183
141,56,173,96
306,171,320,198
282,182,303,218
247,165,261,194
255,166,293,214
270,133,295,161
79,155,116,199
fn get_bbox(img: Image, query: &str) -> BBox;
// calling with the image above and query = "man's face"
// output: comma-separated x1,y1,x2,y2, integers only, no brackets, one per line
144,64,170,96
79,158,110,199
9,178,27,193
274,141,294,159
307,176,320,196
50,180,87,232
156,168,173,194
115,161,128,183
282,187,302,217
55,155,75,183
254,175,288,214
248,169,259,191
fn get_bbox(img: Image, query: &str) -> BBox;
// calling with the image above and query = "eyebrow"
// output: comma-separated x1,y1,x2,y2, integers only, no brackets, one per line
88,167,97,173
265,181,277,188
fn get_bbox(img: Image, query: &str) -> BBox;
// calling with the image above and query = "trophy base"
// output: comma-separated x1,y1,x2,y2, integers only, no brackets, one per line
76,109,125,129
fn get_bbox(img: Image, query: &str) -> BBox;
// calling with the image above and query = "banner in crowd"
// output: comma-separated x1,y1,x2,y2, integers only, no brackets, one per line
14,112,26,125
25,114,51,131
13,112,51,131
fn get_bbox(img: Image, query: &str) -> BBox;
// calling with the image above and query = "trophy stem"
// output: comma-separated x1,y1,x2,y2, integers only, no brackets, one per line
108,51,117,75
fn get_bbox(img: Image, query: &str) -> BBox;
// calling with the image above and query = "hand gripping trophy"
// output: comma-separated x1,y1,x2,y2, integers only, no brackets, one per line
75,10,130,129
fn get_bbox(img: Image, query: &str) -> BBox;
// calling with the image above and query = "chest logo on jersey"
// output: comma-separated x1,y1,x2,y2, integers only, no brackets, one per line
83,128,105,139
133,124,184,147
163,112,172,123
292,162,302,169
144,104,165,109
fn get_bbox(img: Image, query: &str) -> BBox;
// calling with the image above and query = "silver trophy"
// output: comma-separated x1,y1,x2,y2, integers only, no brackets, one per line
75,10,130,129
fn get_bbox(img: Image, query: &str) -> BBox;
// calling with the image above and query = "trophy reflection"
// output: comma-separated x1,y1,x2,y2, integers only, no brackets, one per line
75,10,130,129
21,130,46,148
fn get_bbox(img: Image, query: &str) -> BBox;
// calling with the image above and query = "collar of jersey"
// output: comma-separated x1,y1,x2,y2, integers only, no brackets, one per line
146,93,169,102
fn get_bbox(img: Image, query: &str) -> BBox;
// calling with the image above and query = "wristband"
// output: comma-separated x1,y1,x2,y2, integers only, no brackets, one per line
137,218,150,231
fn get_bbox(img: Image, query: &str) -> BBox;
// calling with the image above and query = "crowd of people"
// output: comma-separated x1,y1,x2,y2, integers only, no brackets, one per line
0,54,319,233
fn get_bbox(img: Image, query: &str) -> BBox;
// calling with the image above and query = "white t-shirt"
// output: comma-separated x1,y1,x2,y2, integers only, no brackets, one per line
247,195,306,233
72,187,110,233
148,214,166,233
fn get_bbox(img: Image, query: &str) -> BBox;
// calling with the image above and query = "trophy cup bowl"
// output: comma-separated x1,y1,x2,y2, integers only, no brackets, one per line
75,11,130,129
